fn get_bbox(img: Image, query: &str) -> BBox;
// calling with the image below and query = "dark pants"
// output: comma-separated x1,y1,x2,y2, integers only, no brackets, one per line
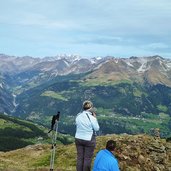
75,137,96,171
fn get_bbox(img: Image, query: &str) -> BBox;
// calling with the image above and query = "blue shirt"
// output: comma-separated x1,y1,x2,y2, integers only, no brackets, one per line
93,149,120,171
75,110,100,141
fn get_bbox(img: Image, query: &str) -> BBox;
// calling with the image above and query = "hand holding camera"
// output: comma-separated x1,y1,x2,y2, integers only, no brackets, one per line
92,112,96,117
88,107,97,117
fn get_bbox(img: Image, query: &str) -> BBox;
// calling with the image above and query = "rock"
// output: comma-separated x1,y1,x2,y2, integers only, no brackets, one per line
148,142,166,153
138,154,145,164
153,165,160,171
150,152,166,164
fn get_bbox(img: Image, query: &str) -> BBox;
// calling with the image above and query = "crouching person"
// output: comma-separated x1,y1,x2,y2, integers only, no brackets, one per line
93,140,120,171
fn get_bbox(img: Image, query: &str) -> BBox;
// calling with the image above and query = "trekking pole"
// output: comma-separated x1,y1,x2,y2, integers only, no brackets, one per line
49,112,60,171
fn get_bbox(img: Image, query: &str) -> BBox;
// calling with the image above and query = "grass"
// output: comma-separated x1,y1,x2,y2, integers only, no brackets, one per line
0,143,77,171
157,104,168,112
0,114,49,151
97,113,171,137
80,78,132,87
96,107,113,116
0,120,32,132
41,91,68,101
133,88,143,97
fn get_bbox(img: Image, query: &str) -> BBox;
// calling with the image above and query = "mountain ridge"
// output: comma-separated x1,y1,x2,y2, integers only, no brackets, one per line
0,54,171,138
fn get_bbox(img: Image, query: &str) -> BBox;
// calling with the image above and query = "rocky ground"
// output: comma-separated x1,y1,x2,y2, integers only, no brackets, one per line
107,134,171,171
0,134,171,171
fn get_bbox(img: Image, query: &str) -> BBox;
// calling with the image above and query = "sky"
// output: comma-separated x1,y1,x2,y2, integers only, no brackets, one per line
0,0,171,58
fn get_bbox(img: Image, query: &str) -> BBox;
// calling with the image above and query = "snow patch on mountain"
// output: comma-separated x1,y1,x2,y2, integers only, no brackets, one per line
63,60,70,66
114,59,119,63
126,61,134,67
136,58,150,73
138,62,147,73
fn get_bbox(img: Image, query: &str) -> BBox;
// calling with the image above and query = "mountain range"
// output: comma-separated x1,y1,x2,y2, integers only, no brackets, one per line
0,54,171,137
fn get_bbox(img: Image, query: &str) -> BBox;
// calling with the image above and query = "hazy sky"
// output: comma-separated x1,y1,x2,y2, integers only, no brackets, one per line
0,0,171,58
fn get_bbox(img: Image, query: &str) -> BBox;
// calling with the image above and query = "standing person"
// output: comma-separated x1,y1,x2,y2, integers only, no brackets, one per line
93,140,120,171
75,100,100,171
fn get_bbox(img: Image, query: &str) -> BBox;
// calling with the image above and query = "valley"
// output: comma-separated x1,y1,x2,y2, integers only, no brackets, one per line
0,54,171,138
1,54,171,171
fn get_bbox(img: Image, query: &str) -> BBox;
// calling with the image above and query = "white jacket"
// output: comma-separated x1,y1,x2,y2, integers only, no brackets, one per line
75,110,100,141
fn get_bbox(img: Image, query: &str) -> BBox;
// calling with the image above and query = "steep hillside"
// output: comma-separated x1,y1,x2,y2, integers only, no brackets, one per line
0,114,49,151
13,73,171,138
1,55,171,138
86,56,171,87
0,114,74,152
0,74,15,114
0,134,171,171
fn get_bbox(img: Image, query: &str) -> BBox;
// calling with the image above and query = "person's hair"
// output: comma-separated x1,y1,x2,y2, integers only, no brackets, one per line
83,100,93,110
106,140,116,151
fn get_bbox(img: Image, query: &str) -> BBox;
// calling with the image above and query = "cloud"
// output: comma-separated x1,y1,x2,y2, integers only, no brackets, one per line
0,0,171,58
1,0,171,34
144,43,169,50
74,35,123,45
